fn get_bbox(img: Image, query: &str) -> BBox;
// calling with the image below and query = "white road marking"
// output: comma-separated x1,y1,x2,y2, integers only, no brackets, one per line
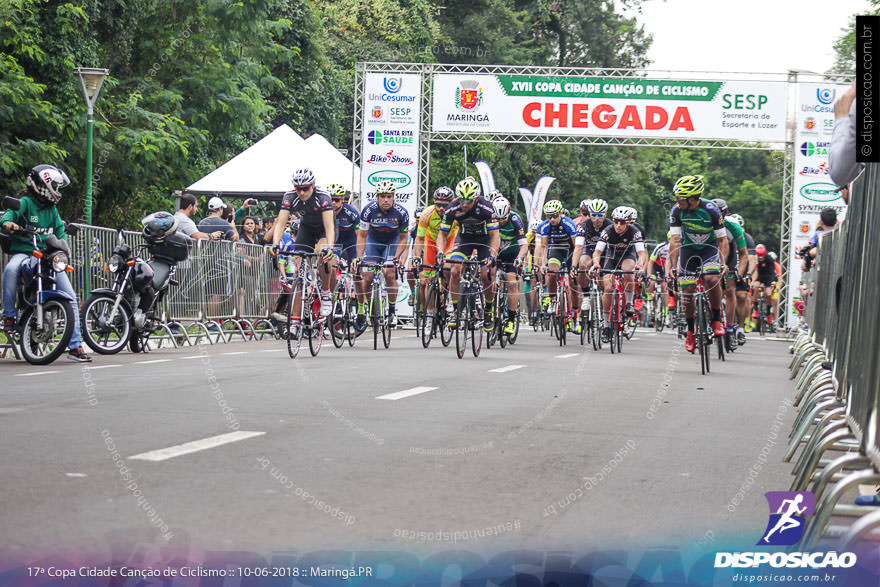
129,431,266,462
134,359,172,365
88,364,121,370
645,333,658,336
377,386,438,401
65,473,88,478
489,364,526,373
14,371,59,377
222,351,249,356
260,349,283,353
554,353,578,359
180,355,205,360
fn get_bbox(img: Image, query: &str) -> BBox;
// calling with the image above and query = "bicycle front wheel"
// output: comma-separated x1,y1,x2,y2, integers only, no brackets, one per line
286,279,305,359
455,298,467,359
308,293,325,357
471,292,483,357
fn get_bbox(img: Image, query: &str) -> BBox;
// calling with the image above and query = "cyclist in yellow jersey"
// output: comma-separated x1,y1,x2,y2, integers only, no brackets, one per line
411,187,458,311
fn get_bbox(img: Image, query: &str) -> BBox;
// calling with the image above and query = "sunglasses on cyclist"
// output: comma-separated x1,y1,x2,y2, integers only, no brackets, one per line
434,201,448,207
294,185,312,192
548,213,561,219
331,197,343,203
613,219,628,225
590,213,604,218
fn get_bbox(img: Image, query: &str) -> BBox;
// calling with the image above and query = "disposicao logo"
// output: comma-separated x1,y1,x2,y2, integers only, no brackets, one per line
758,491,814,546
800,182,842,203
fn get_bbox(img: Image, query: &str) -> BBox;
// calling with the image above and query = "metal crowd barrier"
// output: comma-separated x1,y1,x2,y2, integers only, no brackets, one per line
785,165,880,549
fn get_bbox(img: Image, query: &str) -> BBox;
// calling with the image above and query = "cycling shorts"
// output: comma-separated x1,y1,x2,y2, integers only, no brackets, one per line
449,234,492,263
293,223,327,254
364,237,398,265
601,248,638,271
678,245,721,287
547,245,572,267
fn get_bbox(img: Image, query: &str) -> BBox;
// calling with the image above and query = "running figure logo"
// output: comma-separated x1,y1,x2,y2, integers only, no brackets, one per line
758,491,815,546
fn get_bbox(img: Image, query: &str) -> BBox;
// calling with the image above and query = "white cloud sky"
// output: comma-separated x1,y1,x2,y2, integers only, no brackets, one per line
623,0,870,74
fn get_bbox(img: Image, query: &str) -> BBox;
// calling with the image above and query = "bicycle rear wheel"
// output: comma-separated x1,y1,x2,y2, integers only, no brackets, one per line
697,296,710,375
455,297,467,359
422,283,436,348
471,292,483,357
609,292,618,355
439,289,453,347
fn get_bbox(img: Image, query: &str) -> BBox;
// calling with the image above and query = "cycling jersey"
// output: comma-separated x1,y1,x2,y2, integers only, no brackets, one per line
537,217,578,247
498,212,527,257
417,205,458,243
650,242,669,271
595,224,646,259
281,187,333,230
756,257,780,286
743,232,756,255
335,203,360,240
669,199,726,249
440,196,498,236
575,218,612,254
359,201,409,244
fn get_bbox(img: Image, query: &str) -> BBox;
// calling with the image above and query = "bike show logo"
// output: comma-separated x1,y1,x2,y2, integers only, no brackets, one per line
366,149,414,166
800,182,842,203
800,141,829,157
367,130,415,145
384,77,402,94
798,162,828,177
816,88,835,105
367,170,411,189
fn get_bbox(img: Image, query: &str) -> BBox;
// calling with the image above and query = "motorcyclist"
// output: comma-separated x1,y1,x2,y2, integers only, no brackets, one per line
1,165,92,362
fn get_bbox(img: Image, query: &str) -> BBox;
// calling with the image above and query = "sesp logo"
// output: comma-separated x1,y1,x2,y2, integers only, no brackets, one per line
384,77,402,94
816,88,835,105
758,491,815,546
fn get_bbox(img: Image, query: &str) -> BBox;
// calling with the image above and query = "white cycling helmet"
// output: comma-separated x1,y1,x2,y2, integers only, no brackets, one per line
611,206,635,222
492,197,511,219
588,199,608,214
291,168,315,187
628,206,638,221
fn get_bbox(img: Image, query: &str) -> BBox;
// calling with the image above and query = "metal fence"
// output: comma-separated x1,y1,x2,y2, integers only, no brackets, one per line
786,164,880,548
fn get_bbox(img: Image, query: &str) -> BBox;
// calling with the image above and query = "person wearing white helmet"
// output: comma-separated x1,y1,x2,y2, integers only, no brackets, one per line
571,198,611,311
589,205,648,342
493,197,528,335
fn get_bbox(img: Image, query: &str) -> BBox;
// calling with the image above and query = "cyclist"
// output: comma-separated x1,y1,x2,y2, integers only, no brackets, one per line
728,213,755,344
412,187,458,315
589,206,647,341
646,237,671,324
628,206,648,315
436,176,500,329
667,175,728,354
572,198,611,312
523,220,540,325
712,198,749,351
573,198,593,227
329,184,359,265
751,244,781,329
493,196,528,334
272,168,337,322
403,206,424,307
354,181,410,329
535,200,578,328
1,164,92,362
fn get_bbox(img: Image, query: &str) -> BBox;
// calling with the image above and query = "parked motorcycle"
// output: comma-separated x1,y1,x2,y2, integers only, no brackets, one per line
0,196,78,365
80,211,189,353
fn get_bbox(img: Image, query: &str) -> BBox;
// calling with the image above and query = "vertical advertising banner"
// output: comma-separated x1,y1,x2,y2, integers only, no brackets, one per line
786,83,850,320
360,73,423,219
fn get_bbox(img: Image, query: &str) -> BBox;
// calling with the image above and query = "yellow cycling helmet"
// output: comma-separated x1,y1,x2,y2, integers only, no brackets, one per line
673,175,705,199
455,176,481,201
327,183,346,198
543,200,563,215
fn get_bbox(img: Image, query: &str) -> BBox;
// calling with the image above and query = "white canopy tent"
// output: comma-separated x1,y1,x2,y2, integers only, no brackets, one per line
185,124,360,198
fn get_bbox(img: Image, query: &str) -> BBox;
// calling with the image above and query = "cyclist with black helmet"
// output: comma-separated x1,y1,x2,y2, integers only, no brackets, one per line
436,176,500,329
728,213,755,344
2,164,92,362
711,197,749,350
667,175,729,354
751,244,781,328
588,205,647,341
493,196,528,335
273,168,337,321
412,186,458,314
328,184,359,265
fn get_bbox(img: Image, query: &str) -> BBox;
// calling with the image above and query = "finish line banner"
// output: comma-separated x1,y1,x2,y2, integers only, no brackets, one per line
432,74,788,142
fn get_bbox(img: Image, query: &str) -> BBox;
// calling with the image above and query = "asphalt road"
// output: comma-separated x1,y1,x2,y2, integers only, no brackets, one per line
0,326,798,559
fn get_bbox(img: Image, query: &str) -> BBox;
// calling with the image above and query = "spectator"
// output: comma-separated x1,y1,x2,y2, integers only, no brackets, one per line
828,82,864,187
198,197,239,242
174,193,220,240
799,208,838,311
259,216,275,245
238,215,260,244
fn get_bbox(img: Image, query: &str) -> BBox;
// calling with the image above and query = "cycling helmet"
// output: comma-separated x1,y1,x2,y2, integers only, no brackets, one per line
487,189,503,201
562,208,571,218
291,168,315,187
375,180,396,195
769,251,778,262
711,198,729,215
455,176,481,201
729,213,745,227
543,200,563,215
433,186,454,202
755,244,767,257
327,184,346,198
579,199,592,216
529,219,540,233
611,206,635,222
414,205,425,219
492,197,511,219
673,175,705,199
141,211,179,243
628,206,638,221
588,198,609,214
27,164,70,205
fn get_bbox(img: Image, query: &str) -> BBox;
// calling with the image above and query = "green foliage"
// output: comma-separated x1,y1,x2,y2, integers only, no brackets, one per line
829,2,880,76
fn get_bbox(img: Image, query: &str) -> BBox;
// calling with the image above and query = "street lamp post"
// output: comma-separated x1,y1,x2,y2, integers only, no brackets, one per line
74,67,109,224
